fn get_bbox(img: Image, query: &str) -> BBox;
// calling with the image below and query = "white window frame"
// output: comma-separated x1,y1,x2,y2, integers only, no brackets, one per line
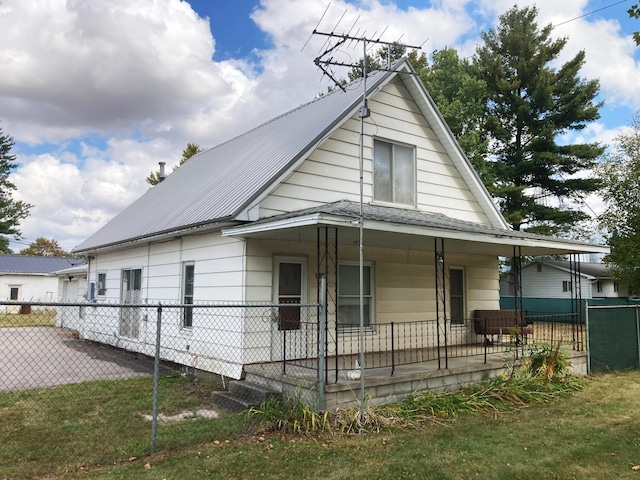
97,271,107,296
562,280,572,292
337,262,374,330
9,286,20,301
373,138,416,206
182,262,195,329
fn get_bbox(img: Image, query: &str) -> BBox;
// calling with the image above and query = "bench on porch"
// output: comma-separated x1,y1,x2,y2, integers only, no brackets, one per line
473,309,533,344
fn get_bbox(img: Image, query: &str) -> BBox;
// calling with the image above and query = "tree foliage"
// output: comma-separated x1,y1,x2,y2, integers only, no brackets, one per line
146,143,204,186
419,48,491,185
19,237,69,257
630,3,640,46
473,5,604,234
0,127,31,253
597,111,640,295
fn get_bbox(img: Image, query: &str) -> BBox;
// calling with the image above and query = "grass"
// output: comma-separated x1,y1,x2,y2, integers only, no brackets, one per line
0,309,56,327
3,370,640,479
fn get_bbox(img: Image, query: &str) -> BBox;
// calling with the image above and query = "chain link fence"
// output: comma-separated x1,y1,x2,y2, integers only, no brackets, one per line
0,300,320,453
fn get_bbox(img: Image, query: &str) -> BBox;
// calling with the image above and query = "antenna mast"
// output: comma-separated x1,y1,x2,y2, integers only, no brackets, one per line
310,20,421,421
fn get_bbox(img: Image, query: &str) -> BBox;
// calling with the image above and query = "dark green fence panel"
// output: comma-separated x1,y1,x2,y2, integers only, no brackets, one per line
499,297,585,320
588,306,640,372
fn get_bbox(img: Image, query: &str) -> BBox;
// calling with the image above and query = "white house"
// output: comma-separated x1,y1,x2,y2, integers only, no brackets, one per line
73,58,608,383
0,255,86,312
500,259,626,300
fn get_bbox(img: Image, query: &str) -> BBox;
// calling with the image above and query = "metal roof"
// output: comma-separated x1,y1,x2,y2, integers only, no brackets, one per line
534,259,611,279
223,200,609,256
74,65,393,253
0,255,86,275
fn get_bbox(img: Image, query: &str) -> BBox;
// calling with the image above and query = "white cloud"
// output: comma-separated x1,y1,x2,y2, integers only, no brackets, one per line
1,0,637,252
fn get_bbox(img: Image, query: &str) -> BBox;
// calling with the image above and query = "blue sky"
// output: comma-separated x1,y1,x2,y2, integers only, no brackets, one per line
1,0,638,252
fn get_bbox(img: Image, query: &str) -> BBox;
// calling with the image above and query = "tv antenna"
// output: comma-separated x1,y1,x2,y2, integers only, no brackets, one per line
308,12,423,420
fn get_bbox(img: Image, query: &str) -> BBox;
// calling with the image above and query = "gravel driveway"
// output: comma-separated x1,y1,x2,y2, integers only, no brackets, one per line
1,326,159,392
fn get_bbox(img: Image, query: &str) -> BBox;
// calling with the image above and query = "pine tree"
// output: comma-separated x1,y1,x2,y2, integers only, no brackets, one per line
474,6,604,234
0,127,31,253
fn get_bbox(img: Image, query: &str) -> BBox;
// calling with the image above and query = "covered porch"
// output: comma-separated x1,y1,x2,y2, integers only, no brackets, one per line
223,201,606,409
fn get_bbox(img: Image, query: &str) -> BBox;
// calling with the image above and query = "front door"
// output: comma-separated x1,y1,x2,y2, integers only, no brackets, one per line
271,257,307,360
120,268,141,338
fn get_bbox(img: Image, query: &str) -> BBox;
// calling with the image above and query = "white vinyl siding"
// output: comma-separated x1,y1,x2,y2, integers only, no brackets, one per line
258,77,492,225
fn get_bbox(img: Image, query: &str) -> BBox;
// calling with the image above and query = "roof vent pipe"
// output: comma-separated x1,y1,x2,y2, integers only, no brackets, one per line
158,162,166,182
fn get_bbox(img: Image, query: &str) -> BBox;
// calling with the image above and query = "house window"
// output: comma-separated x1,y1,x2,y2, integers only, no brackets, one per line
562,280,572,292
450,267,465,325
97,272,107,296
536,264,542,272
182,263,195,328
338,263,373,329
9,286,19,301
373,139,415,205
614,282,619,293
596,280,603,293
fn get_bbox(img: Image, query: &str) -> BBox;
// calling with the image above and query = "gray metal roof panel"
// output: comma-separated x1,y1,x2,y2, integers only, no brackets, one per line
537,259,610,278
0,255,86,274
74,64,395,253
240,200,605,249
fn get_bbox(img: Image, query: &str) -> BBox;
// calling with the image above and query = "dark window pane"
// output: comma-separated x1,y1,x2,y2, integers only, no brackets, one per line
279,263,302,296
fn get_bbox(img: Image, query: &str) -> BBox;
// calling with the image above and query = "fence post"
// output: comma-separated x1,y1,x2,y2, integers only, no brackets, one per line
636,306,640,369
318,275,326,411
150,304,162,454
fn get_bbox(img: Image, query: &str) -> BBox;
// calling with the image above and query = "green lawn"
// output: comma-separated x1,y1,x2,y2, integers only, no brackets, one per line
0,309,56,327
2,371,640,479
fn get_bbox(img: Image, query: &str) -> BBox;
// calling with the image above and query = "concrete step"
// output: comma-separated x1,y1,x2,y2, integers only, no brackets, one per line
211,380,281,413
229,380,281,404
210,391,256,413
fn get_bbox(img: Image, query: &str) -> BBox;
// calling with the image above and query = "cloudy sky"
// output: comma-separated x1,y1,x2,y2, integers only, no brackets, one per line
1,0,639,252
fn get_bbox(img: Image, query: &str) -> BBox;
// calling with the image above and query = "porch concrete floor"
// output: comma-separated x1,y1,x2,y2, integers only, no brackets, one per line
247,344,588,387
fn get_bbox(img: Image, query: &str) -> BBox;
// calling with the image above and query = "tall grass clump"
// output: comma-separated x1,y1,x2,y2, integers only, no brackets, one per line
247,390,332,435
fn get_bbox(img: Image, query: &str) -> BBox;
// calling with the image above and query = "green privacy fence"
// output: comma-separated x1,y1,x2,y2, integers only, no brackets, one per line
499,297,640,321
587,305,640,372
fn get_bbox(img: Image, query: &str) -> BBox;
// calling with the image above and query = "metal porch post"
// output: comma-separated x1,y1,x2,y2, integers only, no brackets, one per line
435,238,447,369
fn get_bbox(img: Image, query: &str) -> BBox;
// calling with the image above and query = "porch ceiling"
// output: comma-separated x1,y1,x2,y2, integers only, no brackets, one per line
222,201,609,257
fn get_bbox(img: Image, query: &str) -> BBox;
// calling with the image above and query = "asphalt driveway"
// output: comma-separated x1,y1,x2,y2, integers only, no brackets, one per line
1,326,159,391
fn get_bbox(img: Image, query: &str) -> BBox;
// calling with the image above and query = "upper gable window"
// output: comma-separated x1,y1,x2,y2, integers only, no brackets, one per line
373,139,416,206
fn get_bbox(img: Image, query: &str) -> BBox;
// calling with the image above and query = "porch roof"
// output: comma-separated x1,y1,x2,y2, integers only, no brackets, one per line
222,201,609,257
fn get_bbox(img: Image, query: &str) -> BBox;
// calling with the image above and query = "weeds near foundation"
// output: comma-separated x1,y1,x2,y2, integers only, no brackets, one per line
248,353,584,436
247,390,332,435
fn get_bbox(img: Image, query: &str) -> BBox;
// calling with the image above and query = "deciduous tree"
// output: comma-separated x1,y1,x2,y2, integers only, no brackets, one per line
598,111,640,295
19,237,69,257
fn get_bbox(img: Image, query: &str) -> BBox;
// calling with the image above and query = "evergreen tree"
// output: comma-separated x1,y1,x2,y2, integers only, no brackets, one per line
474,5,604,234
0,127,31,253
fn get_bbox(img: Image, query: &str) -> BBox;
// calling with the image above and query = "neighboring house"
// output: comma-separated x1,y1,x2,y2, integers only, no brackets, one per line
0,255,86,311
500,259,626,300
55,263,88,303
73,58,608,382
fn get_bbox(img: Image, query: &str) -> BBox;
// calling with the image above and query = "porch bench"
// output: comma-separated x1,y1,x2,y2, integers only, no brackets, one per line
473,309,533,344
